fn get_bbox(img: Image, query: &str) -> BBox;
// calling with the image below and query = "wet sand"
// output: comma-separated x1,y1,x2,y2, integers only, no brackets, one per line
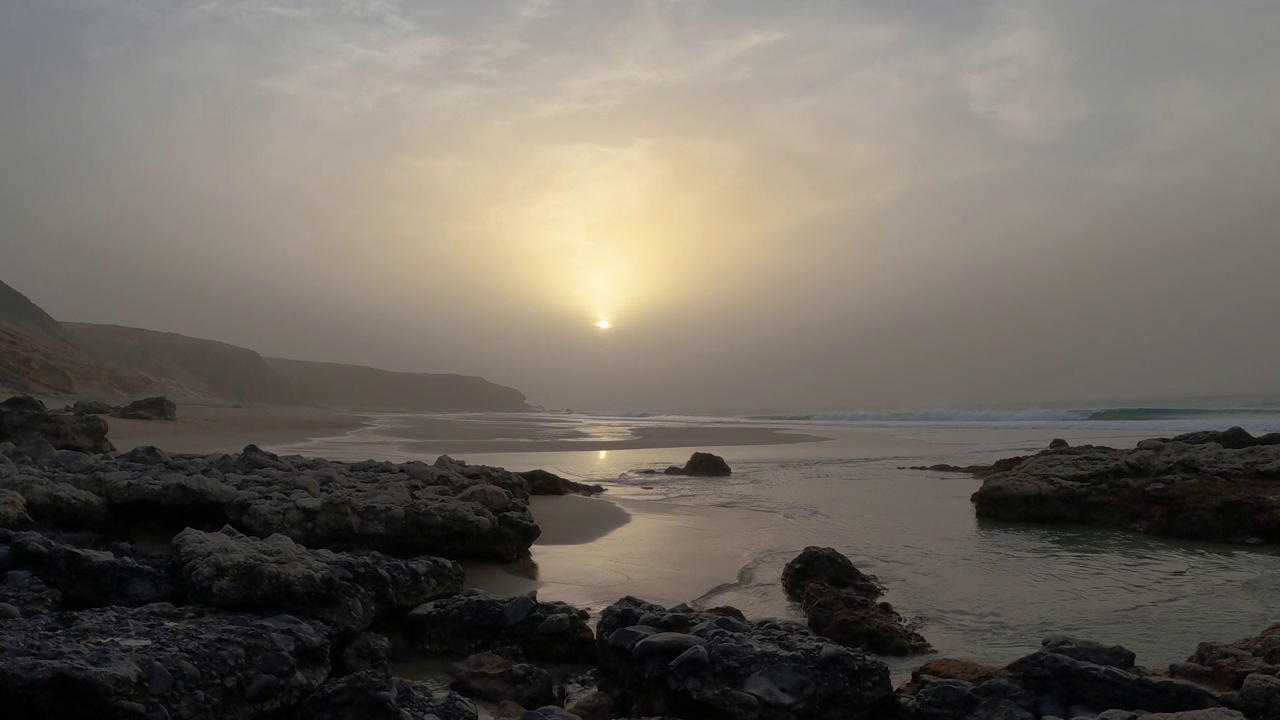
465,494,787,612
107,404,364,454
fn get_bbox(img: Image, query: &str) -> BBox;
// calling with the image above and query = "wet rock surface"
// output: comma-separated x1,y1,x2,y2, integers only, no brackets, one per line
405,589,596,662
596,596,894,720
970,430,1280,543
173,525,464,633
0,528,174,608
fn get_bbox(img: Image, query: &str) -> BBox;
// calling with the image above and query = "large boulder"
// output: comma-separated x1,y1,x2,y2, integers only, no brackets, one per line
595,596,893,720
65,400,115,415
172,526,463,633
664,452,732,477
781,547,929,656
0,489,30,528
294,669,478,720
971,433,1280,544
0,604,331,720
112,395,177,421
781,546,882,600
0,395,113,453
0,529,174,608
1003,648,1223,714
404,590,595,663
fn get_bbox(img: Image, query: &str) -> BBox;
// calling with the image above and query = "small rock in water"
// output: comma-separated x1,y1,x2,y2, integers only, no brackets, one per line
663,451,732,477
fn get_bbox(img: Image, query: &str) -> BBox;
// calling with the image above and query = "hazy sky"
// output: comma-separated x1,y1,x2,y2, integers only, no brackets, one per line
3,1,1279,411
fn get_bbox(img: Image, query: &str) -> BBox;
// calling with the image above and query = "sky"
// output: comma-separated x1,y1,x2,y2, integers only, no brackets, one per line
2,0,1279,412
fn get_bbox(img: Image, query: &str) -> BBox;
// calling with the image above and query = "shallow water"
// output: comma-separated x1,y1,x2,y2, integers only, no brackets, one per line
282,415,1280,677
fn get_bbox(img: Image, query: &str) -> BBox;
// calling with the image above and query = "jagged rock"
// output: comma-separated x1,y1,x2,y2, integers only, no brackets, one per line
450,652,557,708
0,529,173,608
1175,623,1280,688
65,400,114,415
0,570,61,616
0,395,113,453
596,596,892,720
112,396,177,421
0,604,331,719
781,547,928,656
520,469,605,496
781,546,882,600
971,431,1280,543
405,590,595,663
294,669,478,720
664,451,732,477
173,526,463,633
0,489,29,528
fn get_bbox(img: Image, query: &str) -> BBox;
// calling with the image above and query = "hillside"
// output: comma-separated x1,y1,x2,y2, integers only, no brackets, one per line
63,323,311,406
0,279,72,347
265,357,530,412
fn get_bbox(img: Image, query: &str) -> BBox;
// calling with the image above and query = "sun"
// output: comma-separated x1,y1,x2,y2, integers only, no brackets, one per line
596,320,612,329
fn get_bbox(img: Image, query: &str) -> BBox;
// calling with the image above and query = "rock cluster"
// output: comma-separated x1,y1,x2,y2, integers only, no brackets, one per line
404,589,596,662
968,429,1280,543
0,395,113,453
782,546,931,656
894,631,1280,720
595,596,894,719
0,441,547,561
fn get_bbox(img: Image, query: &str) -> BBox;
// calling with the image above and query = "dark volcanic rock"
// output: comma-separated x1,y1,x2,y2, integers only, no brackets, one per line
520,469,605,496
0,488,29,528
1173,623,1280,689
781,546,882,600
664,452,732,477
338,632,392,675
0,444,546,561
801,585,931,656
0,529,173,608
294,669,478,720
971,430,1280,543
65,400,115,415
450,652,557,708
596,596,893,720
0,395,113,453
112,395,178,421
172,526,464,633
0,570,61,617
0,604,331,720
1004,648,1223,714
404,590,595,663
781,547,929,656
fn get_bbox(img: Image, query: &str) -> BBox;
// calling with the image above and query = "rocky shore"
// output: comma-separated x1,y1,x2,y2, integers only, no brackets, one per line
961,428,1280,544
2,395,1279,719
